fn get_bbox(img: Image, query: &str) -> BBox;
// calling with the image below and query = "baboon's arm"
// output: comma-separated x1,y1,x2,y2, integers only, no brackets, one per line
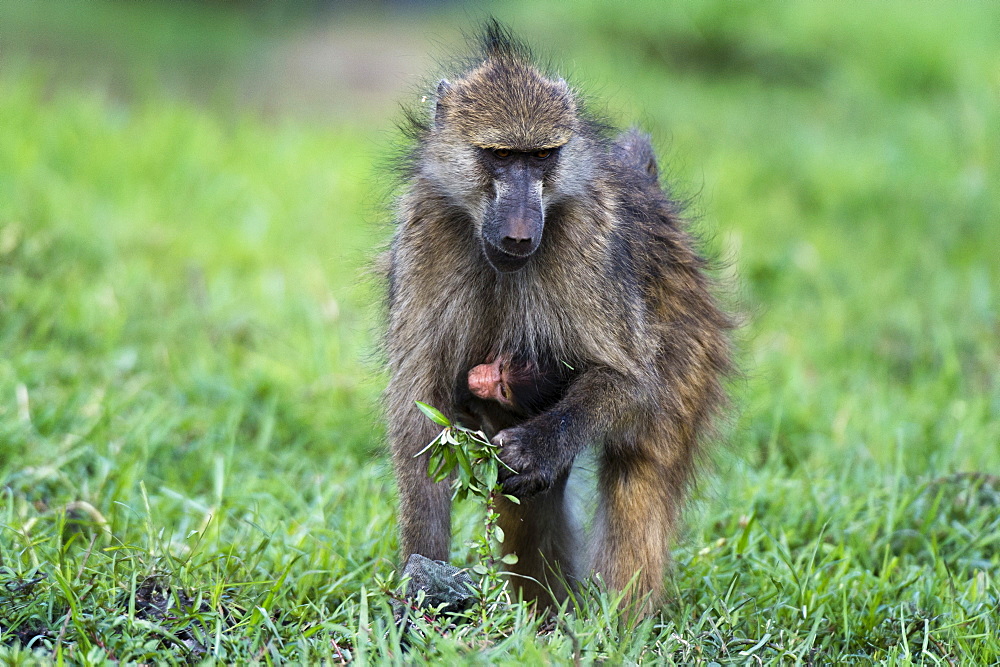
494,365,655,498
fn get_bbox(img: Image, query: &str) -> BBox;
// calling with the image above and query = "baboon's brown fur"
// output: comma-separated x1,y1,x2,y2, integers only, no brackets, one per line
381,21,733,612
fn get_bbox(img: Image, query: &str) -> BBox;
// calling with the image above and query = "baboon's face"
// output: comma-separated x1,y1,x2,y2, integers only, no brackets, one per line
430,61,577,273
477,147,560,273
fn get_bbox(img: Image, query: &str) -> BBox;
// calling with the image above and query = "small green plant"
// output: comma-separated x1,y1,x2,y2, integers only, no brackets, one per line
414,401,520,613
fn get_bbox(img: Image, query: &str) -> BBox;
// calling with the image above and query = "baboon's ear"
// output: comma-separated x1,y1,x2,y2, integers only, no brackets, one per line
433,79,452,127
645,156,658,179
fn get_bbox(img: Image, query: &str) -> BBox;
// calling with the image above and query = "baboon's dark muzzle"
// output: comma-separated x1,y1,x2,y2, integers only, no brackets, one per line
482,168,544,273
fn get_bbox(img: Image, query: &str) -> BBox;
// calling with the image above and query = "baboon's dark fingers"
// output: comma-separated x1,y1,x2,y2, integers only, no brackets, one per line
493,426,557,498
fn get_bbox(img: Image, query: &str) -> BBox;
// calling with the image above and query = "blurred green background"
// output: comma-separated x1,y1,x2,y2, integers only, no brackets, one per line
1,0,998,662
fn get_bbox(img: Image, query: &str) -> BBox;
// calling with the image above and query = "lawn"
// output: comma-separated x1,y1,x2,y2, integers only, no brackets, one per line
1,0,998,663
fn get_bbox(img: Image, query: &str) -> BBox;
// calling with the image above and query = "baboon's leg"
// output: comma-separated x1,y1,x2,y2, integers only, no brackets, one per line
392,411,453,561
496,470,581,608
590,441,689,613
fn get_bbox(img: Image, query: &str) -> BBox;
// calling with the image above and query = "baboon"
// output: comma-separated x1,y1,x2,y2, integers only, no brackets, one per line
462,353,571,434
462,131,661,423
382,22,733,611
460,132,662,431
467,354,565,416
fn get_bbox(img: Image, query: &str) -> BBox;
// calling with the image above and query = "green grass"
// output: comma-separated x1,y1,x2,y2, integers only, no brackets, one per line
1,0,998,663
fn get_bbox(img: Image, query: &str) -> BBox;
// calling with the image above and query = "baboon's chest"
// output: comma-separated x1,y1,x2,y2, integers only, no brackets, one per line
461,274,580,364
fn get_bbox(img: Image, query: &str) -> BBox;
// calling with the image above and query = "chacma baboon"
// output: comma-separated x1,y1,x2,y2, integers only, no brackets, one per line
382,21,733,611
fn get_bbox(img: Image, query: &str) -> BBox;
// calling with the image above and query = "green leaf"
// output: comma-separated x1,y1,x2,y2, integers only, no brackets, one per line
457,450,474,484
504,494,520,505
428,448,454,482
493,525,505,544
415,401,451,426
457,460,472,487
482,460,499,490
501,553,519,565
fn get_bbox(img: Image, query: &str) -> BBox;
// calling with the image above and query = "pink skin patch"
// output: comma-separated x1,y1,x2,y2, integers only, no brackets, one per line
467,359,513,406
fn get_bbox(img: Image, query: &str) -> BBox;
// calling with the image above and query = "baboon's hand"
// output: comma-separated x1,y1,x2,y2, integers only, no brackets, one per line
493,425,557,498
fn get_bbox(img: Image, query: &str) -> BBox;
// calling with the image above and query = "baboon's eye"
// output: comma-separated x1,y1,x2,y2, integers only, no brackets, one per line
493,148,511,158
534,150,551,159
